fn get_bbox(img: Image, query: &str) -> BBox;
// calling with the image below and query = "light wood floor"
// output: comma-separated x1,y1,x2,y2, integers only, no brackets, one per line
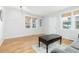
0,35,73,53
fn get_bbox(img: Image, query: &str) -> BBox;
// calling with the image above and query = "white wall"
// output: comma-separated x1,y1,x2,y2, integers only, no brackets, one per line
42,17,49,34
0,20,3,45
0,7,4,46
43,16,57,34
3,7,44,39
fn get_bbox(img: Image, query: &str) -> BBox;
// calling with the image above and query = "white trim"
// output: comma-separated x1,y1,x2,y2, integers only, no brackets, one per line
4,33,44,40
4,34,32,40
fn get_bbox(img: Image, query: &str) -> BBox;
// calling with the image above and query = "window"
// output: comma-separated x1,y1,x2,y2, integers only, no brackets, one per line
75,16,79,29
63,17,71,29
39,19,42,27
32,19,36,28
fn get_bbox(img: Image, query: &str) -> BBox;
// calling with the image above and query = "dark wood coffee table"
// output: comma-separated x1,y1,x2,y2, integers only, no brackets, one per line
39,34,62,53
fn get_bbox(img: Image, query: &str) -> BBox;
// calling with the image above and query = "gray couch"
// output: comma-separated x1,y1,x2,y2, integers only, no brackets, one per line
51,39,79,53
65,39,79,53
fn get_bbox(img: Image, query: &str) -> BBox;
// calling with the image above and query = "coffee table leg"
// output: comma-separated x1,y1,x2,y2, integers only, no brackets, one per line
60,38,62,45
46,45,48,53
39,39,40,47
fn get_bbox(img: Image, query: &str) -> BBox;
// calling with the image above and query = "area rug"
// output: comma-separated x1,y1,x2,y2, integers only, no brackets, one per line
32,42,68,53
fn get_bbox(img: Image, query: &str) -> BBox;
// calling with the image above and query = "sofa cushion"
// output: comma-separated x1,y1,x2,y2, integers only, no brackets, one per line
71,41,79,50
65,46,79,53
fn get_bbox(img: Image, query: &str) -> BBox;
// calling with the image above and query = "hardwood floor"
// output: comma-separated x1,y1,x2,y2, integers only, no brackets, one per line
0,35,73,53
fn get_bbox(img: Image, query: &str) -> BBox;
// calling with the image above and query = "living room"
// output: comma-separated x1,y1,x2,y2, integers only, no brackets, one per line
0,6,79,53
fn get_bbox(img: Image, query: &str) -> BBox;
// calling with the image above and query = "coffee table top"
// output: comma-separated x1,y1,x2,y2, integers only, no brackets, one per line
39,34,61,41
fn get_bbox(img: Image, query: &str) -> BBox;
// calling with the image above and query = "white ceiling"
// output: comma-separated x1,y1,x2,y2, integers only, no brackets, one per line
22,6,70,16
5,6,70,16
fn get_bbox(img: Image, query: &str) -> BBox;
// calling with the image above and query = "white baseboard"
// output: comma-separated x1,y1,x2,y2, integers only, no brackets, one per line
4,34,31,40
5,33,44,40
